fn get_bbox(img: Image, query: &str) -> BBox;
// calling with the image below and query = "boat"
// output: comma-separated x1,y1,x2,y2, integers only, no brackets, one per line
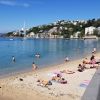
83,35,98,39
21,21,27,40
9,38,14,41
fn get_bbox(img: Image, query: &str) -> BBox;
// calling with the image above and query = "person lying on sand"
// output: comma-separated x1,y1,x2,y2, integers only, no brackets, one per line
60,70,75,74
52,75,61,82
52,74,67,84
37,79,52,87
60,78,67,84
83,58,90,64
89,63,100,69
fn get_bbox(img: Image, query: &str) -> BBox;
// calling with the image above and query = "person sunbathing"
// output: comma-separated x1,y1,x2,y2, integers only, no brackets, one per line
37,79,52,87
59,78,67,84
83,58,90,64
52,74,61,82
52,74,67,84
60,70,75,74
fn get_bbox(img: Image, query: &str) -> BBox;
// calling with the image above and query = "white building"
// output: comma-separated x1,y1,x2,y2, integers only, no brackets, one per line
74,31,81,38
96,27,100,35
97,27,100,31
13,31,18,35
48,27,58,34
30,32,35,37
60,26,63,30
73,21,77,25
85,26,96,35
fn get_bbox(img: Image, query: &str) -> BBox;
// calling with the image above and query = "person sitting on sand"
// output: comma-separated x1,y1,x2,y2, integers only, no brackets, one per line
89,55,97,65
90,55,100,64
77,63,86,72
90,55,95,61
89,58,99,69
32,62,37,70
83,56,98,65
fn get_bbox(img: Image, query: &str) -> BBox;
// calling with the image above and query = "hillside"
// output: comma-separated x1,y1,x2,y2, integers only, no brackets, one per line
5,18,100,38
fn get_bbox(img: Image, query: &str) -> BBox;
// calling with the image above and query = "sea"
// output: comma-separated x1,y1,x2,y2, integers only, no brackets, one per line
0,37,100,76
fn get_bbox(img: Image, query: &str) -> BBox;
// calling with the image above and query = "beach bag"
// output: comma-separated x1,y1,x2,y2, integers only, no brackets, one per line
48,81,52,85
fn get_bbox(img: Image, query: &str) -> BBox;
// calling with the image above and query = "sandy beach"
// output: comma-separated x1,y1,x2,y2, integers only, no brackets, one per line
0,53,99,100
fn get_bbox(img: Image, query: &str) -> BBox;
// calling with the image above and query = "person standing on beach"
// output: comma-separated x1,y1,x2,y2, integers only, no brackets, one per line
32,62,37,70
92,48,96,54
12,56,15,63
65,56,69,62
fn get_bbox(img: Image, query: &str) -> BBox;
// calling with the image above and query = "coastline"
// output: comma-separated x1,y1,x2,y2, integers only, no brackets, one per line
0,51,92,79
0,53,99,100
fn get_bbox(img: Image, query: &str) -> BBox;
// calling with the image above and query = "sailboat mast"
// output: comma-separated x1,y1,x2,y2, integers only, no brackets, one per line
23,21,26,37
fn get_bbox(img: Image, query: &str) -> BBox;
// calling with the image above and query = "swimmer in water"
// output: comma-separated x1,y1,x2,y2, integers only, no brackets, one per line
12,56,15,62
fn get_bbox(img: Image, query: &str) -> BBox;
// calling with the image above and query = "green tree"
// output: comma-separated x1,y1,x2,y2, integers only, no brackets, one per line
93,29,99,36
61,30,70,38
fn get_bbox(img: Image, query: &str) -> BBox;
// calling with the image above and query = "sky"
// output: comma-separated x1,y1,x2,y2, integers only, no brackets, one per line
0,0,100,33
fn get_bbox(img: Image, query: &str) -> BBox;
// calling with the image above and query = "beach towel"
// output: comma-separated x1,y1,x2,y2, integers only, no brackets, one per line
53,71,62,77
79,80,90,88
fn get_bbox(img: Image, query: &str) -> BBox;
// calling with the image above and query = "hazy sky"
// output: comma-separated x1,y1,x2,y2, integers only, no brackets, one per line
0,0,100,33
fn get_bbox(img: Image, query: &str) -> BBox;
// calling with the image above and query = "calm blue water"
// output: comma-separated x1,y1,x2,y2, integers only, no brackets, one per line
0,37,100,76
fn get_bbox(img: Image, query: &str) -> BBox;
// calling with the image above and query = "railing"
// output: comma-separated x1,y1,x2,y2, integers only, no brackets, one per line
82,68,100,100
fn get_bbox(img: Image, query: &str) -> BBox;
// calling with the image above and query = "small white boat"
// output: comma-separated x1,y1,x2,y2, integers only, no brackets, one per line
9,38,14,40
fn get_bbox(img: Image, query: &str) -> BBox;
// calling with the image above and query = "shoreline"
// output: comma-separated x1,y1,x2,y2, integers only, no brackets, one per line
0,51,93,79
0,59,85,79
0,52,99,100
